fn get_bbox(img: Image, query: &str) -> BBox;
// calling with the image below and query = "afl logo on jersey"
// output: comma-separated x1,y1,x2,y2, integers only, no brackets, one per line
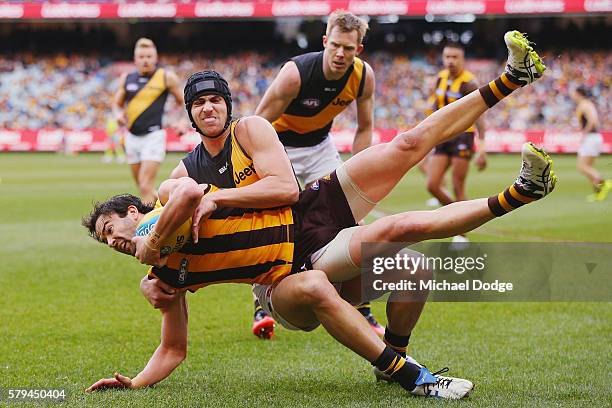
126,83,139,92
301,98,320,109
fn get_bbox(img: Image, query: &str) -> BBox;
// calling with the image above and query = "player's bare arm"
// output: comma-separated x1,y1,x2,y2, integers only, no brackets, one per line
86,292,188,391
255,61,300,122
474,116,487,170
353,62,375,154
207,116,298,208
191,116,299,242
165,70,184,106
139,160,189,302
133,177,206,266
140,275,179,309
169,161,188,179
112,73,128,126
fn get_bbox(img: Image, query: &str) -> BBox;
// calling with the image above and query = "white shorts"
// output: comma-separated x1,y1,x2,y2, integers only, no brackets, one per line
252,280,343,331
125,129,166,164
577,133,603,157
285,136,342,186
252,283,314,331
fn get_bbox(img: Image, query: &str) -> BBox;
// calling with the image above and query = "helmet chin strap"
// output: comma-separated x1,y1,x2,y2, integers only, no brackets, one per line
198,119,231,140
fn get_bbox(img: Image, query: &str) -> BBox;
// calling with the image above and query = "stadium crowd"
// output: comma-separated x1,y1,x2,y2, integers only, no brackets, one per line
0,50,609,131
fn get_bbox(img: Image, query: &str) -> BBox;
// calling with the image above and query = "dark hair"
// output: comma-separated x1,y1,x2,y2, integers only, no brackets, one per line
443,42,465,52
575,86,589,98
82,193,154,243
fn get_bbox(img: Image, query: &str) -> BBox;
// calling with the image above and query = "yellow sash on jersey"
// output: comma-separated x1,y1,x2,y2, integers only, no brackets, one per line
228,121,260,187
126,68,166,129
273,57,365,134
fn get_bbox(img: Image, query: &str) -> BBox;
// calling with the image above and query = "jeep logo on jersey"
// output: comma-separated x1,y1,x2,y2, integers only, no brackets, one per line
332,97,352,107
234,163,257,185
301,98,320,109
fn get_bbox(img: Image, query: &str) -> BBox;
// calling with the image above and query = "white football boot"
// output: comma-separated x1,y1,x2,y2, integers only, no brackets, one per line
515,142,557,199
410,367,474,399
504,30,546,85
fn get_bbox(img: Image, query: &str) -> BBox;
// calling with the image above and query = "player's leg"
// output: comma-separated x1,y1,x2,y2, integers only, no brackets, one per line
137,161,160,205
577,156,601,187
129,162,141,186
269,270,473,399
577,133,611,201
348,142,557,266
137,129,167,204
426,154,454,205
338,256,429,352
451,156,470,202
249,138,340,336
251,290,276,339
298,137,385,334
577,155,608,202
272,270,383,360
343,31,546,207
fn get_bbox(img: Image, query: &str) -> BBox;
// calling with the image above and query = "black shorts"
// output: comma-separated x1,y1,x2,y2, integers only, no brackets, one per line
291,170,357,272
433,132,475,159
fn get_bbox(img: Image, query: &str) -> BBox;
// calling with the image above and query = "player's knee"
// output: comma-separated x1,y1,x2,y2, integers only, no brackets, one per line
426,179,441,194
138,180,153,194
392,128,425,154
297,270,337,306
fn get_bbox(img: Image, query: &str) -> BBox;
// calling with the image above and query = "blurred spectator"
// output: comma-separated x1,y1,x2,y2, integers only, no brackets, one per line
0,50,609,131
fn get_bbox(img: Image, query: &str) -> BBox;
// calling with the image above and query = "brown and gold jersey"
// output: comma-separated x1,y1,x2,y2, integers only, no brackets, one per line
431,69,477,132
125,68,169,135
273,51,367,147
150,185,295,292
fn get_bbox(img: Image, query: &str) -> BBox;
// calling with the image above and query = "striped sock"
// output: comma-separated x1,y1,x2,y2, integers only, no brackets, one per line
254,299,266,319
372,346,421,391
478,73,522,108
488,183,540,217
356,302,372,316
384,328,410,358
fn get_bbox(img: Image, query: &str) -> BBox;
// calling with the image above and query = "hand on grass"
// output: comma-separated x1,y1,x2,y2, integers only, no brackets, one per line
86,372,133,392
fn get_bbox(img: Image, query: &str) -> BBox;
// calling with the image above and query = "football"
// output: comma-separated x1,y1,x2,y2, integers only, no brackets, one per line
135,207,192,256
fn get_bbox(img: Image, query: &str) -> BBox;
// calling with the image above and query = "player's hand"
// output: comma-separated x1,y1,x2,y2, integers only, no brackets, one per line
192,197,217,243
140,275,178,309
475,152,487,171
174,119,191,136
132,235,167,267
85,372,133,392
115,113,127,127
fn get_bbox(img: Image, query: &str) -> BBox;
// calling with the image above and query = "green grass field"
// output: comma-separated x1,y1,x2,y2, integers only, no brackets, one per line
0,152,610,407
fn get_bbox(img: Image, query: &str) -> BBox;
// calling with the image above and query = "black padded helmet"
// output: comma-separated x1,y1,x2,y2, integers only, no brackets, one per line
184,70,232,138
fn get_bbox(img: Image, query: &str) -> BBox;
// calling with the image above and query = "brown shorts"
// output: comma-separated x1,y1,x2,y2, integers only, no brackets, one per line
434,132,475,159
292,170,357,272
